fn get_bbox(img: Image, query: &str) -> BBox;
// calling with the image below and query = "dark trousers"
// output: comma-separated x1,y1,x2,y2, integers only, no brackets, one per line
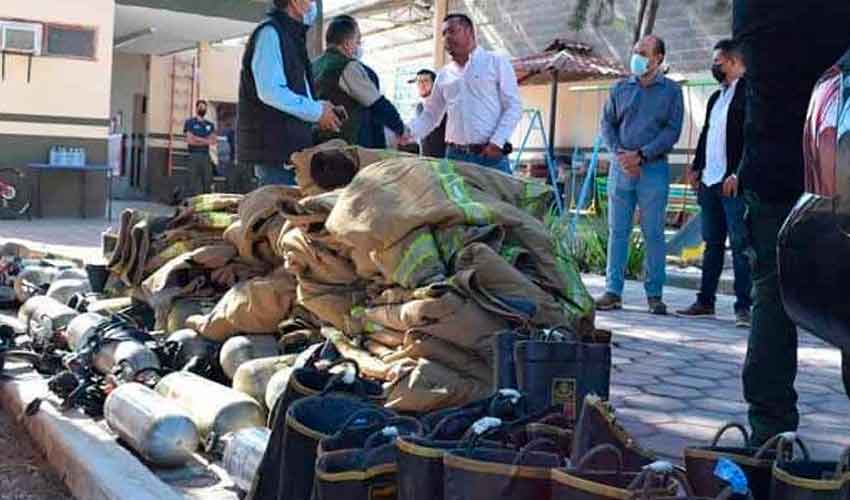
188,151,212,196
741,191,799,444
697,183,752,312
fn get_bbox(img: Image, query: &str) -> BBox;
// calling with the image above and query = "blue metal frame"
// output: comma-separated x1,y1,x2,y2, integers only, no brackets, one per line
511,108,564,215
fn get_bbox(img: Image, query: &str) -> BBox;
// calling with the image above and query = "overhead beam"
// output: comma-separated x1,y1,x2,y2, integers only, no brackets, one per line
327,0,412,18
115,0,267,23
360,16,430,38
368,35,432,53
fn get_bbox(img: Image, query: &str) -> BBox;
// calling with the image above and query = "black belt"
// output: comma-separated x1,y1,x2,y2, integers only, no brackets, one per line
446,143,488,155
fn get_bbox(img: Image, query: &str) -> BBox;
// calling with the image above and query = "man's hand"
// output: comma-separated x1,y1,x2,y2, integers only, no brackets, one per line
397,127,414,146
722,174,739,197
686,165,701,191
617,150,642,177
482,143,504,159
317,101,342,132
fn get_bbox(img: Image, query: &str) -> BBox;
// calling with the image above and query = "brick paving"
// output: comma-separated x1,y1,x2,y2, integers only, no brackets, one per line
2,211,848,464
585,275,850,462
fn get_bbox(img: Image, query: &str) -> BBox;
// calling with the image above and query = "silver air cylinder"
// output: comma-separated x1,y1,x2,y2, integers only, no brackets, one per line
219,335,282,380
104,383,200,467
46,278,91,306
155,372,265,438
65,312,160,379
221,427,271,492
166,329,217,368
18,296,78,344
232,355,295,410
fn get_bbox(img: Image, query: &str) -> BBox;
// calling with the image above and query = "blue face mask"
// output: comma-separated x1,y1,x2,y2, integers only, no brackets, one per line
630,54,649,76
303,1,318,26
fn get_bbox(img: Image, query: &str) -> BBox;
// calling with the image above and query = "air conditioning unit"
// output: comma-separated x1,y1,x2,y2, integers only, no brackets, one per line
1,21,43,55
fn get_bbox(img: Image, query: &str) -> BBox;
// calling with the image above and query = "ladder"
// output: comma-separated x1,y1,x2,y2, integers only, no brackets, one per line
511,108,564,215
167,55,197,176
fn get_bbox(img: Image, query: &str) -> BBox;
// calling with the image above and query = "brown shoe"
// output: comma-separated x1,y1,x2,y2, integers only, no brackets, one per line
647,297,668,315
674,301,715,318
595,292,622,311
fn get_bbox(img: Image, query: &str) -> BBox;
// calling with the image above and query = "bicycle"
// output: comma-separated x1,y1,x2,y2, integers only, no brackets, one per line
0,167,31,220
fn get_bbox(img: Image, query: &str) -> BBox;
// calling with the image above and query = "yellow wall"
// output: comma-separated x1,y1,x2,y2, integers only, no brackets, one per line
0,0,114,137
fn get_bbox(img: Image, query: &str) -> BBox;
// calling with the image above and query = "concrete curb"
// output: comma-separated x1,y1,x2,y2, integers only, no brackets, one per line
0,365,183,500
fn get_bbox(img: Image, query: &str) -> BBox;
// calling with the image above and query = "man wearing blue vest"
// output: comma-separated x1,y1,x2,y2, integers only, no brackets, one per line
238,0,341,187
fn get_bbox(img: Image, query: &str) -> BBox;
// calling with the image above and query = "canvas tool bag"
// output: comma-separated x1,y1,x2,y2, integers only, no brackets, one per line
551,445,678,500
570,394,657,473
395,393,530,500
314,424,422,500
318,414,422,456
442,437,563,500
684,423,778,500
770,433,849,500
511,327,612,418
248,394,389,500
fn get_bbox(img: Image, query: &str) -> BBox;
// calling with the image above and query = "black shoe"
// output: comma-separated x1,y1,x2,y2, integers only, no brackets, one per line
735,309,752,328
595,292,622,311
674,301,715,318
648,297,667,315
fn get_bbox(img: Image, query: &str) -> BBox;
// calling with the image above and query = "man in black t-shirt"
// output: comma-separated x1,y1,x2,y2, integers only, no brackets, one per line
183,100,217,196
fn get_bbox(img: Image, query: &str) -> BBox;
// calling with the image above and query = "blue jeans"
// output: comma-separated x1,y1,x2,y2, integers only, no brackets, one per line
697,182,752,312
446,147,512,175
606,160,669,298
254,164,296,186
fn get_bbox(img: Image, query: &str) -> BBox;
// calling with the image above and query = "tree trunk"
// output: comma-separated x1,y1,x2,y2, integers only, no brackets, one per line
641,0,660,38
633,0,648,44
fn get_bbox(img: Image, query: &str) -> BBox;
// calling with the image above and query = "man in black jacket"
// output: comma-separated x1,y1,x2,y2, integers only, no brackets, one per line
237,0,341,187
676,39,751,327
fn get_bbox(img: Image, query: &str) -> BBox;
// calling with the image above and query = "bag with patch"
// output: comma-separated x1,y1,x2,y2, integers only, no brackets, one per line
314,421,423,500
684,423,778,500
509,327,611,418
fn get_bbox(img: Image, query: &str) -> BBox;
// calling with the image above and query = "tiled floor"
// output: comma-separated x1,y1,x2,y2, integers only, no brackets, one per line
585,275,849,462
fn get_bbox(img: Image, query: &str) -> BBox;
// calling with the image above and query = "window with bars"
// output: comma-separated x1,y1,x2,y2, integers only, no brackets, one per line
44,24,96,59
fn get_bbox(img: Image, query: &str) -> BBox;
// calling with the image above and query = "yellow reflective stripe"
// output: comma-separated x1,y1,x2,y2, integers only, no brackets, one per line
429,159,492,224
499,245,523,264
518,180,551,216
434,227,465,261
195,212,239,229
392,232,442,287
156,241,192,263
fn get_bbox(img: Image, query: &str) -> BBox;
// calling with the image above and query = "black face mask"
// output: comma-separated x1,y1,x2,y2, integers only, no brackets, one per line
711,64,726,84
197,107,207,117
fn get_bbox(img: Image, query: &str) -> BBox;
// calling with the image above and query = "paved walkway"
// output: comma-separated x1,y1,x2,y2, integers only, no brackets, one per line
0,201,172,263
586,275,850,462
2,209,848,463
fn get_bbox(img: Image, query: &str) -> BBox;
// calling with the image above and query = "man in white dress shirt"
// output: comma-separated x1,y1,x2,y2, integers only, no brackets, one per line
404,13,523,174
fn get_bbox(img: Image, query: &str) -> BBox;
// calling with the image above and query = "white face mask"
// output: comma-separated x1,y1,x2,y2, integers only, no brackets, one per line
353,45,364,60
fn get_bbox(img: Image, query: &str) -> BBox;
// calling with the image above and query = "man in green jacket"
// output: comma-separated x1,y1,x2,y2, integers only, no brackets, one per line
312,15,405,146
